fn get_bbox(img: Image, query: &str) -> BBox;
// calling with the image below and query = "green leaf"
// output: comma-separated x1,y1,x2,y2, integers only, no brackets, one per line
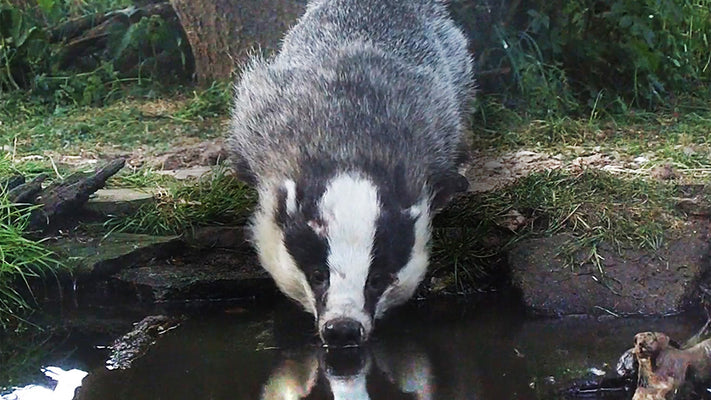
36,0,56,14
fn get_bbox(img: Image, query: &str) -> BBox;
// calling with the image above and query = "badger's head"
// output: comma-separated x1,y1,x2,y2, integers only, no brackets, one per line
251,170,438,347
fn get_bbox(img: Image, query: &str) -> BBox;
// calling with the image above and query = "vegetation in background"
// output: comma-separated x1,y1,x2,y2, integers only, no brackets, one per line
453,0,711,116
0,88,229,157
472,97,711,165
174,81,232,121
2,0,709,116
1,0,192,108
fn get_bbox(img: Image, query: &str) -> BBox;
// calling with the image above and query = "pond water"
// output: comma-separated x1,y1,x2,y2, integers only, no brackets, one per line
3,294,709,400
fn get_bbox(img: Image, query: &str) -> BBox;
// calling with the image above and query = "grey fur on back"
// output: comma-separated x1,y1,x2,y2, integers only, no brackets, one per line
229,0,473,195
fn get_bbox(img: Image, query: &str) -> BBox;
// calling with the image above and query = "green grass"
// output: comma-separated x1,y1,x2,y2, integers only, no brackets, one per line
0,155,65,330
22,0,135,24
108,166,174,188
471,97,711,171
0,188,63,330
496,170,676,246
174,81,232,121
433,169,681,287
105,166,256,236
0,85,228,159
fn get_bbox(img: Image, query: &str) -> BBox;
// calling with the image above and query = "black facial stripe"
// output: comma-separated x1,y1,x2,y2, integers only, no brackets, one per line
276,179,331,314
365,207,416,315
274,185,289,226
282,222,330,314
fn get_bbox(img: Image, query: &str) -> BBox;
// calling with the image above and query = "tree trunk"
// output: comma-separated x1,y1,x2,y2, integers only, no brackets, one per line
169,0,306,83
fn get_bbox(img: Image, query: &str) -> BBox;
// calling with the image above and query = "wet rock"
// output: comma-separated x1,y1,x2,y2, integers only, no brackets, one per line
186,226,247,249
44,226,274,303
48,232,183,278
112,247,274,302
106,315,183,370
509,224,711,317
104,226,273,302
85,188,155,217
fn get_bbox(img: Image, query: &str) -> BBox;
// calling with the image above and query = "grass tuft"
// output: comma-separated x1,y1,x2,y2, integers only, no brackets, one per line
0,186,62,329
174,81,232,121
105,166,255,236
434,169,681,283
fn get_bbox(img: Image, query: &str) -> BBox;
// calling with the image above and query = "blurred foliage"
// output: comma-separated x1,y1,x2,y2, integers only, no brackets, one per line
3,0,710,115
0,0,193,107
451,0,711,116
0,5,47,91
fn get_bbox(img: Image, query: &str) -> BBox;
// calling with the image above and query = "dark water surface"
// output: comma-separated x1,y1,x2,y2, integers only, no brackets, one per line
6,295,708,400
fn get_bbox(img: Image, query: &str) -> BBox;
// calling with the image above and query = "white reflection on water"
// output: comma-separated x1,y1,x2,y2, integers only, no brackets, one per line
1,367,88,400
260,344,433,400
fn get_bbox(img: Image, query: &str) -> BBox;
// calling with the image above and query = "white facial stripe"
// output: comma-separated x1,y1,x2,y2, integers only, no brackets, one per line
252,184,317,316
319,173,380,329
375,198,431,318
283,179,297,216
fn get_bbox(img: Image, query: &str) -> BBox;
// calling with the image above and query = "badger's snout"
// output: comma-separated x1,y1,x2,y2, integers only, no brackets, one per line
321,318,365,347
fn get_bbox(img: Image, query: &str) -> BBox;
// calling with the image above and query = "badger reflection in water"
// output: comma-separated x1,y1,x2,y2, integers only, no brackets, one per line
261,342,433,400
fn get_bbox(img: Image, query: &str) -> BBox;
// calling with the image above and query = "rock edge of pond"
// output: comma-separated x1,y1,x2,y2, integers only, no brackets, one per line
16,161,711,318
43,216,711,320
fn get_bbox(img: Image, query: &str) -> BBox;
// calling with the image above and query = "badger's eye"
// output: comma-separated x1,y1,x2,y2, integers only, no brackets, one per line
367,273,392,293
309,268,328,287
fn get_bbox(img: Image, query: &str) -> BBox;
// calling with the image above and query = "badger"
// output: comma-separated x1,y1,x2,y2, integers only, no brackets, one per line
229,0,473,347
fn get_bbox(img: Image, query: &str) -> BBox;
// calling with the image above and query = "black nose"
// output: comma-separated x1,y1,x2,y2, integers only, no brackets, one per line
321,318,364,347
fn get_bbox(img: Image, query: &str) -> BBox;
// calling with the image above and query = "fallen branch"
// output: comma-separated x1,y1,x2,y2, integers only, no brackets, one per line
3,159,125,230
7,174,47,204
30,158,125,229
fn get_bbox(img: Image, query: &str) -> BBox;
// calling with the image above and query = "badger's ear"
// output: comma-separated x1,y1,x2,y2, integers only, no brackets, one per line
430,170,468,210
